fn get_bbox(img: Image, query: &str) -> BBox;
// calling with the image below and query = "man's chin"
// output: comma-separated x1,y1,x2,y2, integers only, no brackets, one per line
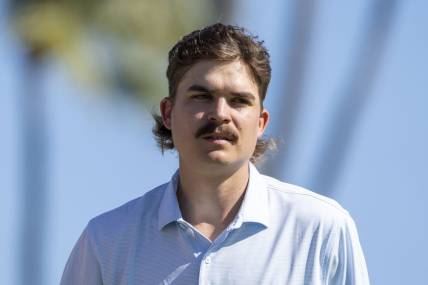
203,153,251,170
205,151,234,164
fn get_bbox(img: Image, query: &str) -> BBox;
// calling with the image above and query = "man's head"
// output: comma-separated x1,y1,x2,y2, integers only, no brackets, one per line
153,23,274,163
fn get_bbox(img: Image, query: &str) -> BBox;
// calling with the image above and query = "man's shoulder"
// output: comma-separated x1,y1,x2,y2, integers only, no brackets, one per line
86,182,168,236
261,174,351,226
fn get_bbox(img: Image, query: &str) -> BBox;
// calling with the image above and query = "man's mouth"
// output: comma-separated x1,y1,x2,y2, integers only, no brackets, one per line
202,132,236,142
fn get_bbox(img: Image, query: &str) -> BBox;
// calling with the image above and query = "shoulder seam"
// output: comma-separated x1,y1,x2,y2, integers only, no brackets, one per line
265,180,349,216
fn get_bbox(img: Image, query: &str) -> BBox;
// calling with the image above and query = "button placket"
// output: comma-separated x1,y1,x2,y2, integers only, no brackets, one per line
199,253,211,284
199,227,234,283
204,256,211,264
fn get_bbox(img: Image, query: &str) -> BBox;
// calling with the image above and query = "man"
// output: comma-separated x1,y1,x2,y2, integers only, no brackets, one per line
61,23,369,284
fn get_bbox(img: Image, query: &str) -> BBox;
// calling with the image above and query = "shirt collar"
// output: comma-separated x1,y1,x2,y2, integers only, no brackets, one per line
232,163,270,229
157,170,183,230
157,163,270,231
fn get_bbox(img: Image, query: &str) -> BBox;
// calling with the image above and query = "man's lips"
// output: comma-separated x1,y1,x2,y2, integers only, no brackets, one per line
202,134,234,141
201,130,238,144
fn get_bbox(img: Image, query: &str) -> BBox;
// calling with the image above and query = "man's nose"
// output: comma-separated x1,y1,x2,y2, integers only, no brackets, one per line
208,97,231,123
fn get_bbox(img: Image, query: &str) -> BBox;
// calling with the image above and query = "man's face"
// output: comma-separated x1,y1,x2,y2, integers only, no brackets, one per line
161,60,269,171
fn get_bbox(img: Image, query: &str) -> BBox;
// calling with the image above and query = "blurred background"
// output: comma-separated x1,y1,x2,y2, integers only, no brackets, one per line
1,0,427,284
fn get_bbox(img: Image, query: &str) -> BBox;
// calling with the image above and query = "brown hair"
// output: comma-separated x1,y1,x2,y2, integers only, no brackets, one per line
153,23,275,163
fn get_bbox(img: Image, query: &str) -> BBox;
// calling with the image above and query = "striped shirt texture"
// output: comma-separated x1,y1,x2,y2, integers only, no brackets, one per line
61,163,370,284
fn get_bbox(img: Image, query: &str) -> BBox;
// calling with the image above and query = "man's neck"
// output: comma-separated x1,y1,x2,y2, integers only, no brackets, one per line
177,161,250,241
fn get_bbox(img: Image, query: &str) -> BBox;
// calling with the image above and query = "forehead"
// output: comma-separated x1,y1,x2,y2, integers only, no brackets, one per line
176,60,259,97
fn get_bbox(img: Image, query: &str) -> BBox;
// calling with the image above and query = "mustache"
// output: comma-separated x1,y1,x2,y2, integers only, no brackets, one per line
195,121,238,141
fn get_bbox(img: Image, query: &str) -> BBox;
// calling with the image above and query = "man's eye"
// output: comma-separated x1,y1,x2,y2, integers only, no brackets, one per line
191,94,211,101
231,98,251,106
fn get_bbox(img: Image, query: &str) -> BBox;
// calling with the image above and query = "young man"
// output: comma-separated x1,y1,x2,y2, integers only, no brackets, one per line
61,23,369,284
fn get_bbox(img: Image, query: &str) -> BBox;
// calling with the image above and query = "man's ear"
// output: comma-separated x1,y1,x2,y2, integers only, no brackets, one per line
257,108,270,137
160,97,173,130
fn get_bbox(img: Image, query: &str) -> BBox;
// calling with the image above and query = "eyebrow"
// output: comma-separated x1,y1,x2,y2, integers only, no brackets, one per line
187,84,256,101
187,85,211,93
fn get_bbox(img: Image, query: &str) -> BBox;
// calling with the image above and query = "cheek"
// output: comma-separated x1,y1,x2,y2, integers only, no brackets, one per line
237,114,262,137
194,111,205,120
171,111,199,139
249,112,263,128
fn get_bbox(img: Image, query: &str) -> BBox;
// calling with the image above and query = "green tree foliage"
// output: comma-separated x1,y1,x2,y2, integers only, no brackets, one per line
12,0,216,103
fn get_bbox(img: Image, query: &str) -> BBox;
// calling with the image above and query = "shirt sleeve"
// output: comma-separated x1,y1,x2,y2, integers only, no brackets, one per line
60,225,103,285
324,214,370,285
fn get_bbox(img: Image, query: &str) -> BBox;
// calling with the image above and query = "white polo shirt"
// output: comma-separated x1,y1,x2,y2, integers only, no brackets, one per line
61,164,370,284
